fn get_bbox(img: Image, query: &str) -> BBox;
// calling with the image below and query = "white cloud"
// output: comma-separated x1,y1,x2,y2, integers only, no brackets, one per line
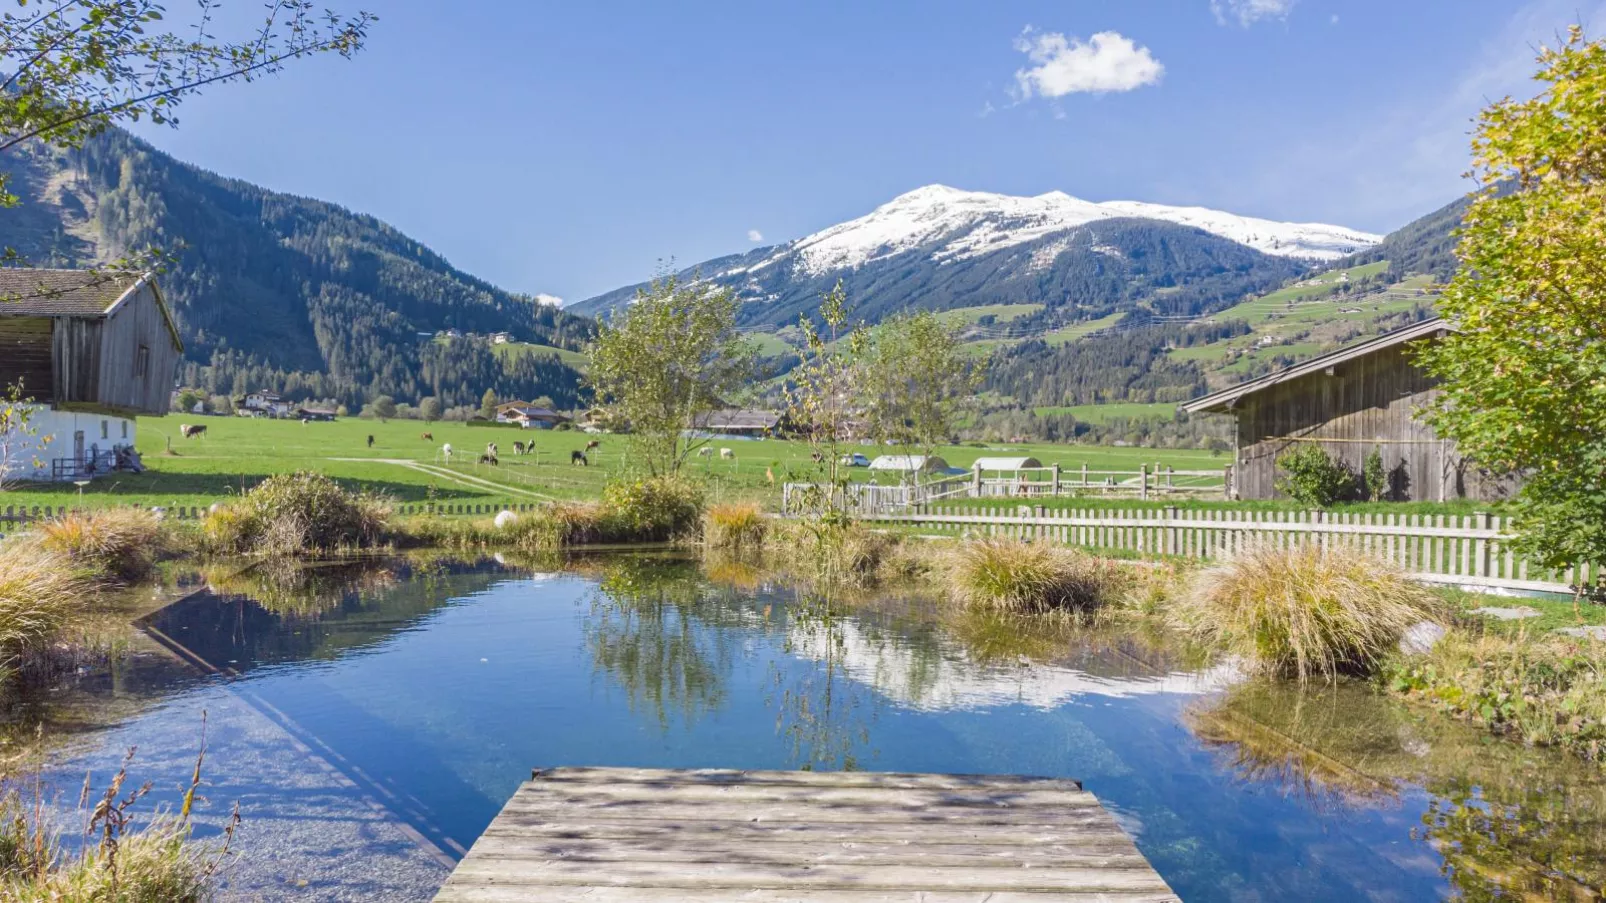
1012,28,1164,98
747,229,764,242
1211,0,1297,26
533,293,564,307
1330,13,1340,25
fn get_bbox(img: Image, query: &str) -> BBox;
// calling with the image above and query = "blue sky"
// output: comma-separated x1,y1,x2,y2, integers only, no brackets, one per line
130,0,1603,302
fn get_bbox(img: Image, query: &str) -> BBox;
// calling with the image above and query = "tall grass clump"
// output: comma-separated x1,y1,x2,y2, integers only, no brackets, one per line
0,536,85,676
39,508,171,583
601,475,703,542
948,538,1125,614
703,503,767,550
1172,543,1441,680
203,472,389,556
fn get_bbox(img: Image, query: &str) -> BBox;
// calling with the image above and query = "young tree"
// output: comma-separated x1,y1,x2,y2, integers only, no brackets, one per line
366,394,396,422
855,310,984,469
479,389,499,421
174,388,201,413
0,1,374,210
784,281,868,524
1417,27,1606,584
419,396,442,422
586,273,754,475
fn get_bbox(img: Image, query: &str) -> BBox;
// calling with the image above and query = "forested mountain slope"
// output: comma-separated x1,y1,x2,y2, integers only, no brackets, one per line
0,131,595,409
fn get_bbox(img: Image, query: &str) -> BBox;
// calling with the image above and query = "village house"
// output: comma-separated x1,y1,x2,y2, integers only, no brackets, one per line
495,401,568,429
238,390,292,418
490,331,513,345
0,269,182,481
1181,317,1509,502
689,409,781,438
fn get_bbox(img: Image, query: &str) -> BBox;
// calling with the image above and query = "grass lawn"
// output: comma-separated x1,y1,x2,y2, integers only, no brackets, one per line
1041,313,1123,346
0,415,1227,514
935,303,1044,326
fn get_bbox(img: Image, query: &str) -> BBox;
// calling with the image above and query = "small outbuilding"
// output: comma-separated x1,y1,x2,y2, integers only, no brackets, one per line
0,269,182,480
868,455,949,474
690,409,781,437
1181,317,1508,502
970,456,1043,473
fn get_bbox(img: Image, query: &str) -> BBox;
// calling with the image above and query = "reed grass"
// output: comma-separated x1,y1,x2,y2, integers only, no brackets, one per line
1172,544,1442,680
202,471,389,556
38,508,171,583
0,536,87,676
702,503,767,551
947,538,1126,614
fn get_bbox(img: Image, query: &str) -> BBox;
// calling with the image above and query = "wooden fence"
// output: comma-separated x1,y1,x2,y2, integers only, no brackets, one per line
782,466,1228,517
863,504,1593,595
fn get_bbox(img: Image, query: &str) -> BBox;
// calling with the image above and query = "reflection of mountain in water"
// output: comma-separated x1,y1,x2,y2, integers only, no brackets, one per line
787,616,1238,712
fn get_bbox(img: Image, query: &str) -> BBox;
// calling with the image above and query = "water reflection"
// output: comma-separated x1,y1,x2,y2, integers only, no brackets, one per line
1189,681,1606,899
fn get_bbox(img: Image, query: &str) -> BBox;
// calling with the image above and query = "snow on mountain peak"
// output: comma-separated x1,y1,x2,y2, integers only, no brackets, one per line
783,184,1380,276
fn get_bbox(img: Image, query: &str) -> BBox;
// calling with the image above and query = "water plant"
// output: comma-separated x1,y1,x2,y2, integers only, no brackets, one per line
947,537,1124,614
38,508,173,583
202,471,389,556
0,536,86,678
1171,544,1442,680
703,502,767,550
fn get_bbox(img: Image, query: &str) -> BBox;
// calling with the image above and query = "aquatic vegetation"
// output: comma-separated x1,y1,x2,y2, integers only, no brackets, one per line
1171,544,1442,680
600,475,704,542
203,472,389,556
702,502,767,550
1386,629,1606,764
948,537,1126,614
0,536,86,676
38,507,174,583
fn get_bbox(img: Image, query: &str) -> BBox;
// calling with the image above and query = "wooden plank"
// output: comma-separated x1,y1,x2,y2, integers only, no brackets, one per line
436,767,1176,902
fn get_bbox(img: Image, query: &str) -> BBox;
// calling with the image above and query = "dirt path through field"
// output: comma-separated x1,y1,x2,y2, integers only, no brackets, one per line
329,458,559,501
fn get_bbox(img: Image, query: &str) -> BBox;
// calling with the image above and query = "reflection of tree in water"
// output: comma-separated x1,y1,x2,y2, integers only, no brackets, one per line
773,593,882,771
586,557,758,730
1187,681,1606,899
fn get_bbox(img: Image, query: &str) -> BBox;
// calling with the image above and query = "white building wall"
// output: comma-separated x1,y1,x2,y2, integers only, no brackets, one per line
1,406,136,482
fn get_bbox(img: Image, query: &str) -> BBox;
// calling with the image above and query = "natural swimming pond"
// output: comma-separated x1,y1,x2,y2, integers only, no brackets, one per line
18,553,1606,900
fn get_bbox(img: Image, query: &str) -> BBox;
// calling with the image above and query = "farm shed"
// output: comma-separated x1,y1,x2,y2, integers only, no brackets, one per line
0,269,182,481
971,456,1042,472
1181,317,1508,503
690,409,781,437
868,455,949,474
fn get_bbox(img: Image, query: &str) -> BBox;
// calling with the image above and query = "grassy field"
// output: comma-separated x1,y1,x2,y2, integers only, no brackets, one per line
1031,402,1178,423
490,341,590,370
935,303,1044,326
0,415,1227,514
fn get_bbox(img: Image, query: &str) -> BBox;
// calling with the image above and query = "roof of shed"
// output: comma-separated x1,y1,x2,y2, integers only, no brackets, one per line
0,269,144,317
1180,317,1452,415
868,455,948,471
971,456,1043,470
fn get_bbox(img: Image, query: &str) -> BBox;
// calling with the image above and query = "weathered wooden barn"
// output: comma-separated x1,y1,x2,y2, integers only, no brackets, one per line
1181,318,1508,502
0,269,182,480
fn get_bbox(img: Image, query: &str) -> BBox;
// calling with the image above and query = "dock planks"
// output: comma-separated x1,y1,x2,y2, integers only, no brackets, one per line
433,766,1179,902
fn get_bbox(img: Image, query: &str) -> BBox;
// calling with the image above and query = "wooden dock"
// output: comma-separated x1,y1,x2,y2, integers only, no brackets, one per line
434,766,1179,902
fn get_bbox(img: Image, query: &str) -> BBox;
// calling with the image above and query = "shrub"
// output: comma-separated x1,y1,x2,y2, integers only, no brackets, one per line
1172,544,1441,680
0,536,85,673
948,538,1125,614
1386,630,1606,760
703,503,767,550
601,476,704,542
1275,444,1355,507
203,472,389,556
39,508,170,582
1362,446,1386,502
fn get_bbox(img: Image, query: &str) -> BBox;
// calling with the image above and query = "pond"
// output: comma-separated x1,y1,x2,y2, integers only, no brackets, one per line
10,553,1606,901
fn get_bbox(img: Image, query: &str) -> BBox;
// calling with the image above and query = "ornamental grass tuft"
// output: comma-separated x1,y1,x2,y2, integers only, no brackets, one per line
202,472,389,556
1172,543,1442,680
39,507,171,583
702,503,767,550
948,538,1125,614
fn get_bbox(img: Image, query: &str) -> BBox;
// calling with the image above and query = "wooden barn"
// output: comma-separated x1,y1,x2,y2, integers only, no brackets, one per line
1181,318,1507,503
0,269,183,480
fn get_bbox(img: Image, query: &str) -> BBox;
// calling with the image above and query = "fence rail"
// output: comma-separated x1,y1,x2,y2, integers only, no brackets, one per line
863,504,1595,596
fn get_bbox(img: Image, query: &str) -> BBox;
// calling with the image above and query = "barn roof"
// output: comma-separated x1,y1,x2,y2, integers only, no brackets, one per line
1180,317,1451,415
0,268,181,350
868,455,948,472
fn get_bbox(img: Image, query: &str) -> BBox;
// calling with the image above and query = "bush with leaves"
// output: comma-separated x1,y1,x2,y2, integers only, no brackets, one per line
1363,446,1386,502
1275,444,1355,507
601,476,704,542
203,472,389,556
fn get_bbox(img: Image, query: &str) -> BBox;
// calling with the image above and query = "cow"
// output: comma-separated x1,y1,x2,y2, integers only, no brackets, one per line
442,443,453,463
479,453,499,466
367,434,375,448
571,450,588,466
584,439,601,452
512,440,527,455
421,432,434,441
810,451,824,463
719,448,734,460
697,447,713,458
180,424,206,439
485,442,498,460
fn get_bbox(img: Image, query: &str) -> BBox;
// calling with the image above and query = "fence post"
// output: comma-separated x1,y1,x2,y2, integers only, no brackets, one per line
1050,463,1061,497
971,464,982,498
1223,464,1233,500
1081,463,1088,487
1166,466,1174,490
1140,464,1149,501
1476,512,1490,578
1164,505,1178,555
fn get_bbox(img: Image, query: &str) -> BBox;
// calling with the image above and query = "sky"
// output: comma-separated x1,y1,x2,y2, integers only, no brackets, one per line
127,0,1604,303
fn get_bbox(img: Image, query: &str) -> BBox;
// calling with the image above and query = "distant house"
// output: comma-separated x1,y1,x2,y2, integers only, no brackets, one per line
1182,318,1510,502
495,401,567,429
0,269,182,481
444,328,463,339
239,390,291,418
690,409,781,437
296,407,337,422
490,332,513,345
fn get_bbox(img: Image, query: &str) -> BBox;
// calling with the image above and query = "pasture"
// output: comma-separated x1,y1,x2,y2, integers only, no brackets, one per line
0,414,1228,514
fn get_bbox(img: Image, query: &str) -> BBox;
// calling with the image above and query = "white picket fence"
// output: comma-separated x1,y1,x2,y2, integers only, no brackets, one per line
861,504,1594,596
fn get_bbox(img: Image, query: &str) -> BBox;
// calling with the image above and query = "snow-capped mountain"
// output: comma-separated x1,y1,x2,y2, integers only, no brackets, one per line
573,185,1381,328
